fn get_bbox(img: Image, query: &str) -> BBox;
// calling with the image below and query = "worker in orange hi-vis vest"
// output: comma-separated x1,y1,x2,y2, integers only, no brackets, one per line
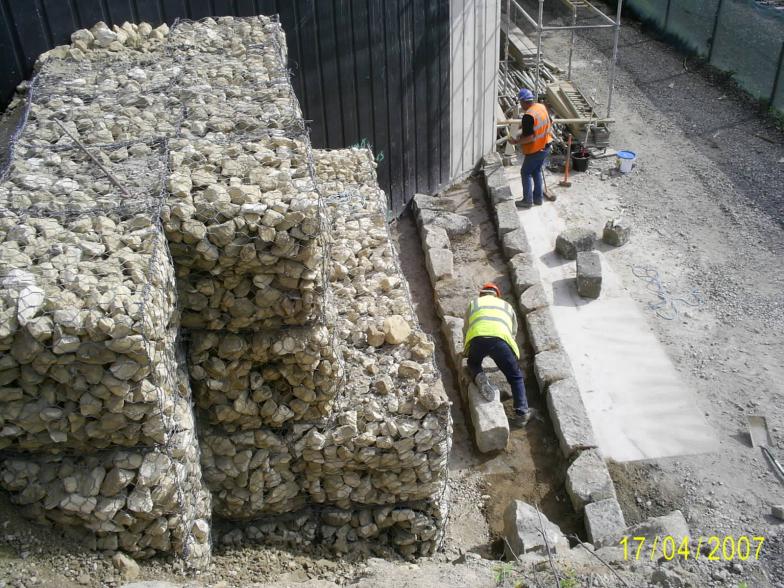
508,88,553,209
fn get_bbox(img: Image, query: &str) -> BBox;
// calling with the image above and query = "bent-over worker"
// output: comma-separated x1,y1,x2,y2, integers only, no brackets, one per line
508,88,553,208
463,282,532,427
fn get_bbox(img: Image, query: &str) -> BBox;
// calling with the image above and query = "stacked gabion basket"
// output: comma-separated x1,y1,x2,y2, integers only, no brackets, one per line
0,15,451,565
0,22,211,568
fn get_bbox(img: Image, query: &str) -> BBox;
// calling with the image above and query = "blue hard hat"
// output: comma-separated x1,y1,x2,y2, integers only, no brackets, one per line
518,88,535,101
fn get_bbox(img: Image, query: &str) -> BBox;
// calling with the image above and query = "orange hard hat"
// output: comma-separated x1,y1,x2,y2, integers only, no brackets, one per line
479,282,501,297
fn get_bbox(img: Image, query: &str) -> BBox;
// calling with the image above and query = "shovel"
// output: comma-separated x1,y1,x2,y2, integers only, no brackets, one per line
748,415,784,482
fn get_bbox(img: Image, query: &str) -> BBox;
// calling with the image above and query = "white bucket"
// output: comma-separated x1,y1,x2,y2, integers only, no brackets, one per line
617,150,636,173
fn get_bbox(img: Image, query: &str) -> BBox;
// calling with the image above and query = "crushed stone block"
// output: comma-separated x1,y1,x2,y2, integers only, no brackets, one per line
555,227,596,260
585,499,626,548
603,219,631,247
525,307,561,354
494,200,520,236
504,500,570,558
566,449,617,512
576,251,602,299
533,349,574,391
519,284,547,314
547,378,597,458
467,383,509,453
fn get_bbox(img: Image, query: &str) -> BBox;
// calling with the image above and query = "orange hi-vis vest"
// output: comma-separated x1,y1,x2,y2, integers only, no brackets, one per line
522,102,552,155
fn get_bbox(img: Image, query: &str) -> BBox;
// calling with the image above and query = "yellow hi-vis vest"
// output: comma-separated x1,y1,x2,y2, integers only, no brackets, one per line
463,296,520,358
522,102,553,155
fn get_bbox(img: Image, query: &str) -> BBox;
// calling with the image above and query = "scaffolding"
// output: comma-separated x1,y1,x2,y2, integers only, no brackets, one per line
505,0,624,118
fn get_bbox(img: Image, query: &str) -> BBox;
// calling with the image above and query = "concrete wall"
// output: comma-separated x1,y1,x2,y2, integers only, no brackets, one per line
450,0,501,180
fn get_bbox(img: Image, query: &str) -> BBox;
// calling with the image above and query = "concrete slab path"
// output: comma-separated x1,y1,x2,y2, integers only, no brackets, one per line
506,168,717,461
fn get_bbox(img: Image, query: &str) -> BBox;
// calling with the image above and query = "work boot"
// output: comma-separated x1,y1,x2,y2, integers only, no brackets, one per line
510,409,534,428
474,372,498,401
515,200,533,209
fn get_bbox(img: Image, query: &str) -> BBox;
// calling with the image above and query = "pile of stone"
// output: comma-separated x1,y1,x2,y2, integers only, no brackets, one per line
21,59,181,148
0,18,212,563
37,21,171,64
0,364,211,563
2,142,164,215
188,325,342,428
200,150,451,559
163,135,325,330
0,206,212,565
0,14,451,564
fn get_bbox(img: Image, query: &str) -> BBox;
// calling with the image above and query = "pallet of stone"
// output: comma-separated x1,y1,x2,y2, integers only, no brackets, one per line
177,83,302,140
198,182,450,521
168,16,286,59
19,83,181,149
0,212,185,452
216,496,447,559
177,266,325,331
313,148,378,195
0,394,212,567
164,135,322,272
188,325,343,429
200,385,449,521
1,142,165,216
36,21,171,65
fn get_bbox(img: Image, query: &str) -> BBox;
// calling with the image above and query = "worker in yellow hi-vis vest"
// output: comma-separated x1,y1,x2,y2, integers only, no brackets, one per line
463,282,531,427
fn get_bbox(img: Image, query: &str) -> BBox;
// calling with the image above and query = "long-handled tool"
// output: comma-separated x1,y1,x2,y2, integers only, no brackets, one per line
748,415,784,483
559,135,573,188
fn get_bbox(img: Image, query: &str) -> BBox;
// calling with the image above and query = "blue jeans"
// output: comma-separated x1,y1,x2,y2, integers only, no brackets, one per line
520,145,551,205
466,336,528,414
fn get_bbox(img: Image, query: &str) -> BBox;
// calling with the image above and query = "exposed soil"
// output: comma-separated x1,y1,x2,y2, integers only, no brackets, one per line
392,179,583,556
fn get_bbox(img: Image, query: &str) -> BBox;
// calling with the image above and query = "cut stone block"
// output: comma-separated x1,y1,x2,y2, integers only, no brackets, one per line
602,219,631,247
417,209,472,238
504,500,570,558
533,349,574,392
489,184,514,206
519,284,547,314
565,449,617,512
467,382,509,453
412,193,458,214
585,498,626,548
508,254,541,297
525,307,561,354
547,378,597,458
494,200,520,236
625,511,690,541
422,224,451,251
771,505,784,520
502,228,530,259
555,228,596,260
425,247,454,283
576,251,602,299
482,151,503,171
441,316,465,369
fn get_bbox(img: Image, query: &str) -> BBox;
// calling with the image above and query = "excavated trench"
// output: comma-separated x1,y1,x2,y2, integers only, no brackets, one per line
392,177,583,557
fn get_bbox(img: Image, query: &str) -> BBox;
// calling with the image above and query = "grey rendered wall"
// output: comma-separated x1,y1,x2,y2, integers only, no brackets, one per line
450,0,501,181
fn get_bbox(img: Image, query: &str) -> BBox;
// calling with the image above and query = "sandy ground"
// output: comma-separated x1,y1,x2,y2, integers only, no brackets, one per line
530,7,784,582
